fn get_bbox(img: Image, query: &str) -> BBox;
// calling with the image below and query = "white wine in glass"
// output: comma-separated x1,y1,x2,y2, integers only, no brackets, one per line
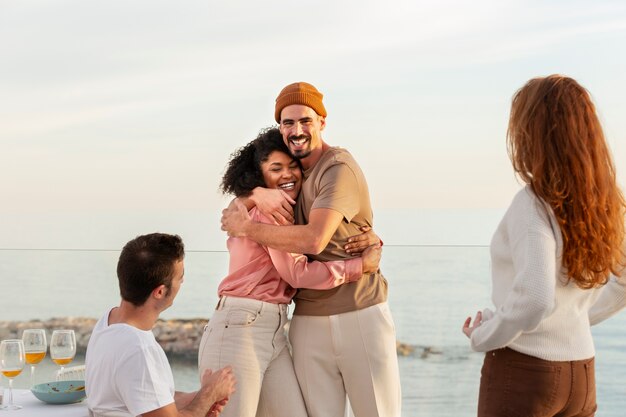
0,339,26,411
22,329,47,386
50,330,76,380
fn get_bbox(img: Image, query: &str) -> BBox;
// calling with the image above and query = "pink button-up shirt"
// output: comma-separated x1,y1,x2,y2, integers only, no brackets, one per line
217,208,363,304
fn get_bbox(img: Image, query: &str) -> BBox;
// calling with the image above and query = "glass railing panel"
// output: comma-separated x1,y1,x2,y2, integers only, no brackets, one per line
1,247,625,416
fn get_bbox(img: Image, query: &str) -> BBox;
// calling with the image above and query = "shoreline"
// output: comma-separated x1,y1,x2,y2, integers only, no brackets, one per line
0,317,418,359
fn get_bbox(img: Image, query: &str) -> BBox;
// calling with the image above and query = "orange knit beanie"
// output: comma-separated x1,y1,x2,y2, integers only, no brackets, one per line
274,82,327,123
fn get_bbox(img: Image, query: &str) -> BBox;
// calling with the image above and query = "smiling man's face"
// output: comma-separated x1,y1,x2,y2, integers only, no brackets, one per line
279,104,325,162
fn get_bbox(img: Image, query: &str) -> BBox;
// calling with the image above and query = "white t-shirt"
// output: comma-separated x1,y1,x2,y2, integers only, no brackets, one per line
85,308,175,417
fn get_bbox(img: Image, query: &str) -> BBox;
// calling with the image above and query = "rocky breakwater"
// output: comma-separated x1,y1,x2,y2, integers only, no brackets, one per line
0,317,97,352
0,317,417,359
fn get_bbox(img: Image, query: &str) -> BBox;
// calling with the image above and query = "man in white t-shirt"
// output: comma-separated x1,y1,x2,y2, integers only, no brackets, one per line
86,233,236,417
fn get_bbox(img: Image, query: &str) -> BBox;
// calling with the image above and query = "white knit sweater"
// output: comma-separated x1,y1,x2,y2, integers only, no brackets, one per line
470,186,626,361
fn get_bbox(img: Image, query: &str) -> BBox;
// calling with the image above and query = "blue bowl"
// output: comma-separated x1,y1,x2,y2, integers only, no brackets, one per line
31,380,86,404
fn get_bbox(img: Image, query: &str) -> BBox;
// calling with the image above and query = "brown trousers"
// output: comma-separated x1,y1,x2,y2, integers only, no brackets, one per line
478,348,597,417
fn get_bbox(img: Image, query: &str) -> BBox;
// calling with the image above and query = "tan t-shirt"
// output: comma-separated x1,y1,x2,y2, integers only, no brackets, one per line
293,147,388,316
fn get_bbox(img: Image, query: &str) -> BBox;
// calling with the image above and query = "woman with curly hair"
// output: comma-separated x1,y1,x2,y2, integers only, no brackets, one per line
198,127,382,417
463,75,626,417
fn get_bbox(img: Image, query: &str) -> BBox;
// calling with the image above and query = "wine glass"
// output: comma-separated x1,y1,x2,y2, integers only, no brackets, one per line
22,329,47,386
50,330,76,380
0,339,26,411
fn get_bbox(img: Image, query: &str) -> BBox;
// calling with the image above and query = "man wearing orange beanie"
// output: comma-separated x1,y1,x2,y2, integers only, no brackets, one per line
221,82,401,417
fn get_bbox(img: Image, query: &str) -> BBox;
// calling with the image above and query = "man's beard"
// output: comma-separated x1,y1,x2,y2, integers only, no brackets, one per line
289,134,312,159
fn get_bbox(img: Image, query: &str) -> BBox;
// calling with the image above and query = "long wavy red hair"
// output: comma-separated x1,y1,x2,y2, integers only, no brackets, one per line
507,75,625,288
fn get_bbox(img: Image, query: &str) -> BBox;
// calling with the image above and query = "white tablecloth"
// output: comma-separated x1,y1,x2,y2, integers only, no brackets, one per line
1,389,88,416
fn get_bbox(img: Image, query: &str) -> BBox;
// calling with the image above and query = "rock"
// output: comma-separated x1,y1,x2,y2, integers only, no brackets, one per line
0,318,97,353
396,341,416,356
419,346,443,359
0,317,415,360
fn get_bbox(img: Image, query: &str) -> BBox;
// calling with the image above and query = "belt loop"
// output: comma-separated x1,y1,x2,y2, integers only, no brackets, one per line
215,296,226,311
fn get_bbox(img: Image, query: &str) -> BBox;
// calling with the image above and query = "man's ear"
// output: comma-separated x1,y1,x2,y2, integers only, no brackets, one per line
319,116,326,131
152,284,167,300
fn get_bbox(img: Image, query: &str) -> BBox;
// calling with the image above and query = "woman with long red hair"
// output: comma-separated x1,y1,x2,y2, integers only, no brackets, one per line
463,75,626,417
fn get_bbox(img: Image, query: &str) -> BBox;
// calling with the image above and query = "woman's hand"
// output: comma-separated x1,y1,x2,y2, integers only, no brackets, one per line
344,226,381,256
462,311,483,338
361,243,382,274
250,187,295,225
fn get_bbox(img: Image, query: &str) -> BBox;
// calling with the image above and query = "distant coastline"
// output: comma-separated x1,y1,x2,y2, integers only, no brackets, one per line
0,317,418,359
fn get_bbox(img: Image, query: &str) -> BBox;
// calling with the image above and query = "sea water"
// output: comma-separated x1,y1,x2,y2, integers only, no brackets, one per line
1,247,626,416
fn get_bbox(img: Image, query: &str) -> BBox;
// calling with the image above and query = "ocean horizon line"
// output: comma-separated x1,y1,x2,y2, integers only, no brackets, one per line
0,243,490,252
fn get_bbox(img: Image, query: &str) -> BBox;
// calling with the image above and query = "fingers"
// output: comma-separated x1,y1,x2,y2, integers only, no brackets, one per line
361,244,379,259
221,201,236,219
361,244,383,273
474,311,482,326
345,235,373,254
266,198,295,225
215,365,233,378
279,189,296,206
209,398,229,416
461,311,483,338
344,234,367,252
200,368,214,385
220,208,229,231
463,316,471,329
227,198,237,209
359,225,372,232
462,316,472,338
279,203,295,224
234,199,248,213
209,400,226,415
346,234,367,244
273,208,294,225
372,245,382,263
213,367,236,399
221,203,239,232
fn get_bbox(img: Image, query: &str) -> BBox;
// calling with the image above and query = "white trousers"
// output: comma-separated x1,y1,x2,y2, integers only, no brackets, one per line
198,296,307,417
289,302,402,417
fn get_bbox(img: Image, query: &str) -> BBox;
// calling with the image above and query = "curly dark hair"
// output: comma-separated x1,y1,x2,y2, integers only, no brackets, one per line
220,127,301,197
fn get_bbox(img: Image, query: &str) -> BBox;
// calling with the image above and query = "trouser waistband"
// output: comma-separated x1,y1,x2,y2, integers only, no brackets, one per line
216,295,288,314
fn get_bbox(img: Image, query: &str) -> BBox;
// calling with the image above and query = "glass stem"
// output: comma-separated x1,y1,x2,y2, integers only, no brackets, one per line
8,378,14,407
30,365,35,387
56,366,65,381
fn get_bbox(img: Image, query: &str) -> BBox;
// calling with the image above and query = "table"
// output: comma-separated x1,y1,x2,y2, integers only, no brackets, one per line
1,389,88,416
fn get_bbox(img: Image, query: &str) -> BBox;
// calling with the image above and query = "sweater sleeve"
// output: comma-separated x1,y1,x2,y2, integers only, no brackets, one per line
266,246,362,289
589,274,626,325
589,235,626,325
470,228,557,352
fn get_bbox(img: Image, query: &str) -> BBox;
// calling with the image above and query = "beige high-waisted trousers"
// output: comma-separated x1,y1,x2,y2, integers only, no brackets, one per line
198,296,307,417
289,302,402,417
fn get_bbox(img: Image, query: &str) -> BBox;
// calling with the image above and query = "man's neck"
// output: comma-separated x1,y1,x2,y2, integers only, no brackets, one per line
301,141,330,171
109,301,160,331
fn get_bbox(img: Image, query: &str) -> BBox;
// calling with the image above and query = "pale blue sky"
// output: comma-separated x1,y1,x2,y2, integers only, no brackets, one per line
1,0,625,249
